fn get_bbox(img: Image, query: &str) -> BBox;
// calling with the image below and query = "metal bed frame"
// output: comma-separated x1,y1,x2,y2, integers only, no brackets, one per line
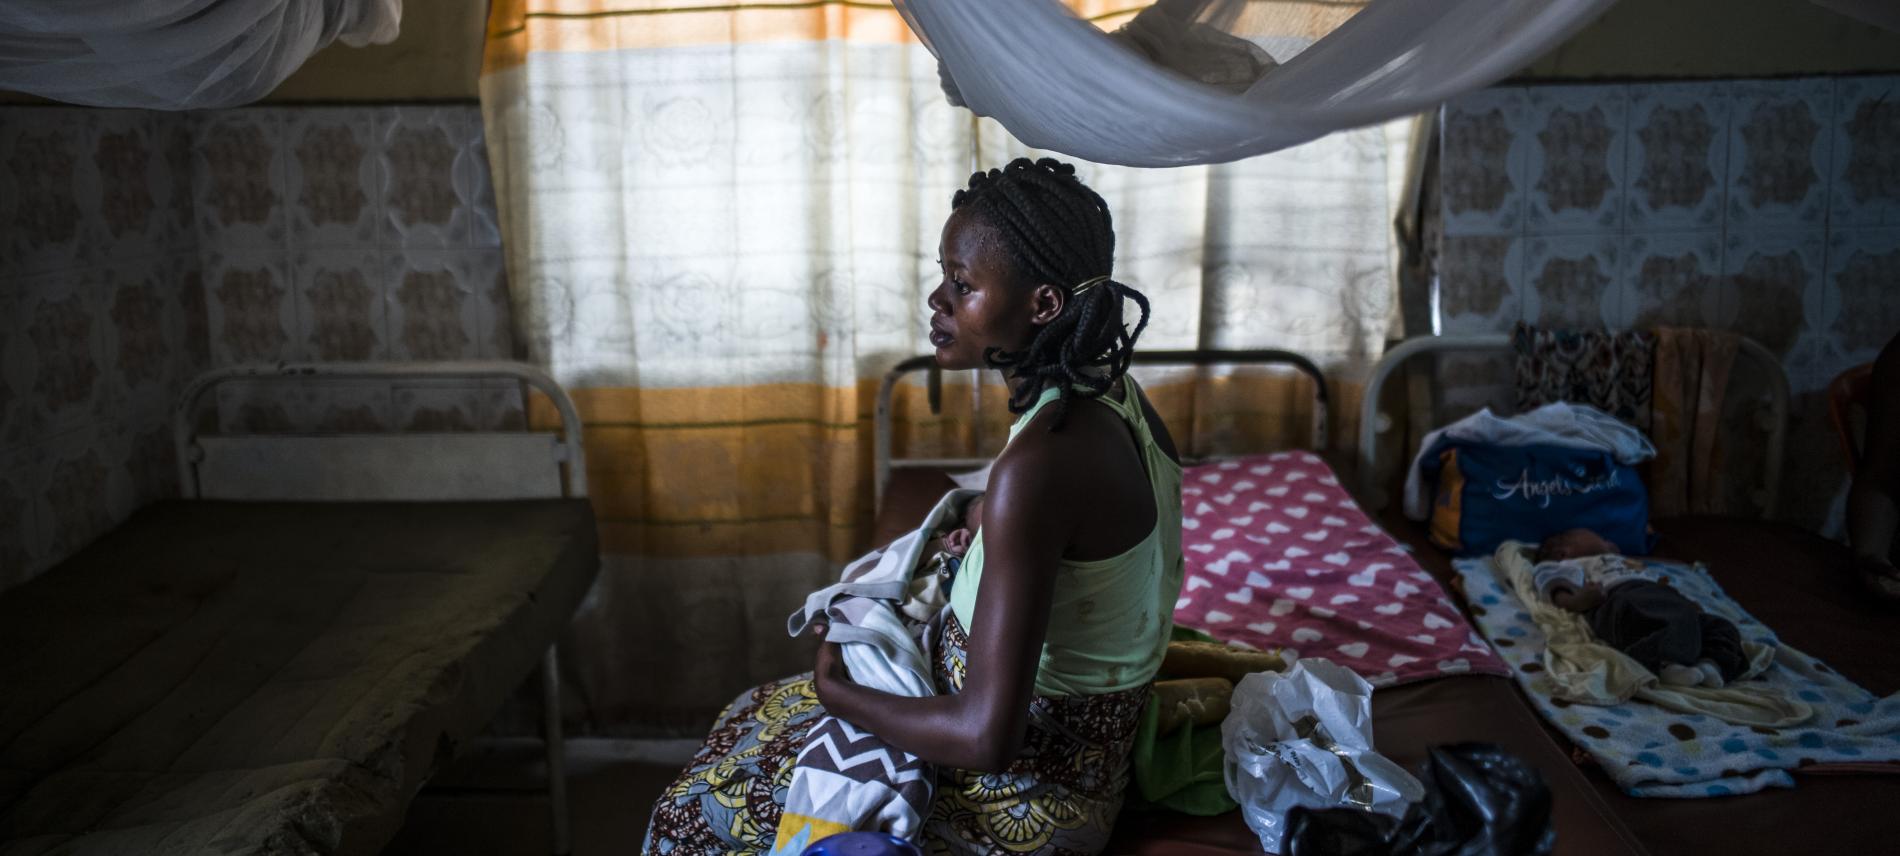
1354,333,1790,516
173,361,587,856
874,349,1333,508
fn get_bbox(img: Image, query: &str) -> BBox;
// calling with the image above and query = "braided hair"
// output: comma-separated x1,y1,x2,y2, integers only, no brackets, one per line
952,157,1151,430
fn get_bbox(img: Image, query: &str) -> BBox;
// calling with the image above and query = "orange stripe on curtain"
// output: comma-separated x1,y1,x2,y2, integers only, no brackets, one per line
528,369,1354,562
484,1,1370,74
484,0,919,73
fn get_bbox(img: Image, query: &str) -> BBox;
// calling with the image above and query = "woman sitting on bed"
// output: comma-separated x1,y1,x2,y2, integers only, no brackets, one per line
645,158,1184,855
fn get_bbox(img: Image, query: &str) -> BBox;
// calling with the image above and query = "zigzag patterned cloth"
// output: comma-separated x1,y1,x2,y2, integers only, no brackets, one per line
770,601,941,853
772,710,936,852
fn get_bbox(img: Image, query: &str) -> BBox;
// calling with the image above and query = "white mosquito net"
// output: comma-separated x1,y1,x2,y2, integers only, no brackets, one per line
895,0,1618,166
0,1,400,109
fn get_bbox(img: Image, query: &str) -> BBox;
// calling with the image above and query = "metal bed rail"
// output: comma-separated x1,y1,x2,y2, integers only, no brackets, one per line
874,349,1333,508
1354,333,1790,517
171,360,585,856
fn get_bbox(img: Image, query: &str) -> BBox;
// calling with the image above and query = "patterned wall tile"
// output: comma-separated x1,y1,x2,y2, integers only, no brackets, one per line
1721,230,1825,359
299,381,395,433
100,262,180,418
123,420,179,509
205,249,296,365
1727,79,1833,231
378,107,474,249
1,109,93,279
19,267,107,436
193,109,288,250
1526,85,1629,235
292,249,388,361
33,428,113,562
1626,83,1729,232
90,419,141,524
211,379,397,440
287,109,383,248
1829,76,1900,228
393,382,489,432
0,448,47,588
486,380,529,430
1616,231,1723,331
0,295,25,450
86,111,166,263
155,114,196,248
215,380,304,434
467,247,514,358
388,250,482,361
1434,352,1516,427
462,110,502,248
1522,234,1620,329
1440,88,1528,236
1824,228,1900,363
172,251,212,376
1437,234,1523,334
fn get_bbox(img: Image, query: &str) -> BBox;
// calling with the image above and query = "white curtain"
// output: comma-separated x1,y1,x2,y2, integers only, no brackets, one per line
895,0,1614,166
486,47,1405,393
0,0,400,109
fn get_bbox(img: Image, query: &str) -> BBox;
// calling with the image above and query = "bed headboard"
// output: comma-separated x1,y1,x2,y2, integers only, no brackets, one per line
1354,334,1789,516
172,361,588,501
874,349,1332,508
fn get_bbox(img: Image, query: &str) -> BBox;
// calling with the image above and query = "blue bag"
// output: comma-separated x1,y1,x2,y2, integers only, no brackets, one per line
1421,441,1654,557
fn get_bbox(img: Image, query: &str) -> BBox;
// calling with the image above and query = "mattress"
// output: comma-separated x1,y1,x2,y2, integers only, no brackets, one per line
0,499,600,856
1172,451,1508,686
874,464,1645,855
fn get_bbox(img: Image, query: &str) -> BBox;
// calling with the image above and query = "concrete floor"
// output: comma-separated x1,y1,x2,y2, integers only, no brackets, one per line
384,739,695,856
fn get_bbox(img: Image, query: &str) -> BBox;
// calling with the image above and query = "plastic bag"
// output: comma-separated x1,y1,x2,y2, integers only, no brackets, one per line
1283,743,1555,856
1220,658,1425,853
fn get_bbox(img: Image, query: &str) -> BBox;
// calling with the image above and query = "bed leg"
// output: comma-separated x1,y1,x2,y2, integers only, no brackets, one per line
542,644,571,856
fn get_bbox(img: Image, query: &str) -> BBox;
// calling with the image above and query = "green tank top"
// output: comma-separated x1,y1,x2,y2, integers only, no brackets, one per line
950,376,1185,697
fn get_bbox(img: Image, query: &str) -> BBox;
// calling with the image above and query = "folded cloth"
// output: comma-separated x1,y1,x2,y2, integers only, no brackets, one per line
1648,326,1739,517
1512,322,1655,429
1456,545,1900,797
1128,626,1248,816
774,489,977,852
1130,692,1237,816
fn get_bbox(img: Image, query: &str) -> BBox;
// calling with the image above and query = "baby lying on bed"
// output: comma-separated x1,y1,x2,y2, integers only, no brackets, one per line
1534,528,1746,688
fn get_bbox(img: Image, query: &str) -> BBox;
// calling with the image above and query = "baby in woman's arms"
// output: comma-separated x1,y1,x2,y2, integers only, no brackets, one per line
1534,528,1745,688
901,494,983,624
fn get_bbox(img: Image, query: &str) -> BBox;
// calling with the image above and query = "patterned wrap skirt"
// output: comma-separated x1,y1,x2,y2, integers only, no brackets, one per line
643,615,1149,855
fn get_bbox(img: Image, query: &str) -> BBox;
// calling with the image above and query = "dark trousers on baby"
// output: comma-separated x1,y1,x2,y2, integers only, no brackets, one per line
1587,581,1747,681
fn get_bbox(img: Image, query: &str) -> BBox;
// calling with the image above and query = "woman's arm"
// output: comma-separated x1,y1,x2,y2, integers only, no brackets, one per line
814,446,1071,772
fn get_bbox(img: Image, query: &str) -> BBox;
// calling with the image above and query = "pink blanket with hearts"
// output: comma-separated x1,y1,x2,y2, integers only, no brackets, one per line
1173,451,1509,687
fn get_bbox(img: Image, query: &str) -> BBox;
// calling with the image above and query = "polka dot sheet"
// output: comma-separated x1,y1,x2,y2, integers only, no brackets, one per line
1173,451,1507,688
1454,555,1900,797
